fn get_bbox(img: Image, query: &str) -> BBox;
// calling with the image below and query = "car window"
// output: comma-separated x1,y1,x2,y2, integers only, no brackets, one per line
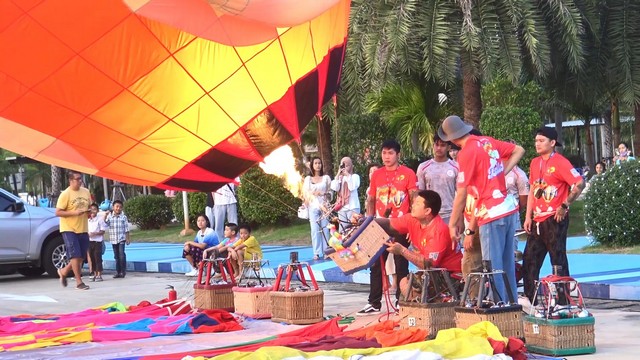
0,196,13,212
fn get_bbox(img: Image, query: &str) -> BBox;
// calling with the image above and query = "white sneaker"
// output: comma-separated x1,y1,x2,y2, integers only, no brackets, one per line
356,304,381,316
518,295,533,314
185,268,198,276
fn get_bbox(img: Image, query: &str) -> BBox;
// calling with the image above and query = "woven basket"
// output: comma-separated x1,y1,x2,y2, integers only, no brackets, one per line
399,301,457,338
455,305,524,339
523,315,596,356
324,217,390,275
193,283,234,311
271,289,324,324
233,286,272,319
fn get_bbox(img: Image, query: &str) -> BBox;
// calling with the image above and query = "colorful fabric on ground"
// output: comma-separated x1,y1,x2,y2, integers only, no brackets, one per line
131,319,507,360
0,299,241,352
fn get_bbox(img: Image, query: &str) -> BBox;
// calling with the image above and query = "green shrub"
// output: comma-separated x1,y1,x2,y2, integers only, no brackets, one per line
237,167,301,226
584,160,640,246
171,192,207,228
124,195,173,230
480,106,543,170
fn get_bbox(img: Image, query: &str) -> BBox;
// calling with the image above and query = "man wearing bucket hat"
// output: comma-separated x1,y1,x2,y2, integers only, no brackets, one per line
522,127,585,302
438,115,525,303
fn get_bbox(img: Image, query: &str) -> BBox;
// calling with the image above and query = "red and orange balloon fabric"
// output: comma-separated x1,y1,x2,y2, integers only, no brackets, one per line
0,0,349,191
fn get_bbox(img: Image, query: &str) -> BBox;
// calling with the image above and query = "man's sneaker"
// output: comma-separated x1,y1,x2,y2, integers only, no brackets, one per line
185,268,198,276
356,304,381,316
518,295,533,314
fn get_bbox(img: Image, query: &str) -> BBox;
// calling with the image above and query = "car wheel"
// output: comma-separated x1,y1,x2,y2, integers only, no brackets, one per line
17,267,45,277
43,235,69,277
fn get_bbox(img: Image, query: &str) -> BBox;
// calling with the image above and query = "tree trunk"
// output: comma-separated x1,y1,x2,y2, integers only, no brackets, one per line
317,116,334,177
634,104,640,158
602,107,613,161
554,108,564,155
51,165,63,196
611,98,621,147
462,75,482,128
583,120,595,174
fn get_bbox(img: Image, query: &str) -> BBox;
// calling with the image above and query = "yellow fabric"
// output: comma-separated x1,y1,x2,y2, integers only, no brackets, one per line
241,236,263,260
203,322,497,360
56,187,91,233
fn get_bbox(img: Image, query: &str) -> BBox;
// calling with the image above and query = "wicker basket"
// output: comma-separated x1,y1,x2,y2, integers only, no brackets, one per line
324,217,390,275
399,301,457,337
193,283,234,311
455,305,524,339
271,289,324,324
233,286,272,319
523,315,596,356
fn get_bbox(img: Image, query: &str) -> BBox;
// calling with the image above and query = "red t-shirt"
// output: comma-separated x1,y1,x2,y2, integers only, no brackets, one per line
529,153,582,222
457,135,518,225
390,214,462,273
368,165,417,218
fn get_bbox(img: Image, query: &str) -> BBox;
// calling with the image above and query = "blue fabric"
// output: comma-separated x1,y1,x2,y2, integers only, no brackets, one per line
479,212,518,303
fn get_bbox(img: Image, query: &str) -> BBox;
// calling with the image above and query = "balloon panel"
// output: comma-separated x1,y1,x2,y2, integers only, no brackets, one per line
0,0,350,191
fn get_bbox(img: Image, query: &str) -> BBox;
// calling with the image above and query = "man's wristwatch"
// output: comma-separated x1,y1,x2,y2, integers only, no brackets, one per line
464,228,476,236
561,202,569,210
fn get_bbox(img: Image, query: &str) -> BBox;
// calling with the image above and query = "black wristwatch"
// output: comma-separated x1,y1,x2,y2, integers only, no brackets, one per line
464,228,476,236
561,203,569,210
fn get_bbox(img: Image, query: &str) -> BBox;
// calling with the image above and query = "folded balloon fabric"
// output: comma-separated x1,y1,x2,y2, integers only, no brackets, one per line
0,299,242,352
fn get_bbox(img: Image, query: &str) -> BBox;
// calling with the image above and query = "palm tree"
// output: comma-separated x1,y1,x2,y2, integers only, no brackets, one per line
366,80,451,157
342,0,589,128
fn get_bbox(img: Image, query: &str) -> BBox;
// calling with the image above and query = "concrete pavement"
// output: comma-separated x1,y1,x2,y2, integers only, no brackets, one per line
102,236,640,301
0,273,638,359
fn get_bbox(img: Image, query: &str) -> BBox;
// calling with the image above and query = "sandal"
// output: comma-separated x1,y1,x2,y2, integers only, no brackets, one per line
58,269,67,287
76,283,90,290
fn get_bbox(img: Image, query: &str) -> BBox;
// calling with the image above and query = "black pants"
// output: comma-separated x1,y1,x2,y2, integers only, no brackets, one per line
523,215,570,301
368,234,409,308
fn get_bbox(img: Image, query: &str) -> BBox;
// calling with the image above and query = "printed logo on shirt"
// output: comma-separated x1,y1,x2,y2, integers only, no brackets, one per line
570,168,580,177
479,140,504,180
446,169,455,177
428,252,439,260
547,166,556,174
457,172,465,183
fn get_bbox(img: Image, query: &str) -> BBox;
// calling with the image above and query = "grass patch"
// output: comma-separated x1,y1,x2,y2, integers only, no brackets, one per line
569,243,640,254
129,220,311,246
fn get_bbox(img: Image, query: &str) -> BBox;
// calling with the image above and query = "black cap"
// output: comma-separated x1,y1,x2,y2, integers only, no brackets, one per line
536,127,563,147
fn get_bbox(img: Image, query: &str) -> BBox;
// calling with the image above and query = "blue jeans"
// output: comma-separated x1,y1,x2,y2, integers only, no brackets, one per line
214,203,238,240
309,207,329,257
112,242,127,275
479,212,518,303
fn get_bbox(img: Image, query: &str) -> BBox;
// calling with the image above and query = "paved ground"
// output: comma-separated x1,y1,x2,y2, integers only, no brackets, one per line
0,272,638,359
102,235,640,300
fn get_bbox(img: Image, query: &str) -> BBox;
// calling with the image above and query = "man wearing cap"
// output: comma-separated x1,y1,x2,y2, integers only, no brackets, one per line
438,115,525,303
522,128,585,302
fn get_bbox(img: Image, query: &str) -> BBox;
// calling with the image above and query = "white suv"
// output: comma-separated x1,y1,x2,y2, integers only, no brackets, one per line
0,188,67,277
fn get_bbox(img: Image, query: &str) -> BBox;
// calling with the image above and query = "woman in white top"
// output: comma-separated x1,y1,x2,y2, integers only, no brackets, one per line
303,156,331,260
330,157,361,231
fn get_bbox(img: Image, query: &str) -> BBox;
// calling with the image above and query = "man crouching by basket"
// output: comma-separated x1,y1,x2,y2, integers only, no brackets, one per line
375,190,463,300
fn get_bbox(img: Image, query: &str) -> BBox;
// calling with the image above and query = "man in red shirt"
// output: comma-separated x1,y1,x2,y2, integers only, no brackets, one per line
382,190,462,272
439,115,525,304
357,139,417,315
522,127,585,301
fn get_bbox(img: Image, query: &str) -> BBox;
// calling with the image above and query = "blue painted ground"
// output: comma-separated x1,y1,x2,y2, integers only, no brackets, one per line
102,236,640,301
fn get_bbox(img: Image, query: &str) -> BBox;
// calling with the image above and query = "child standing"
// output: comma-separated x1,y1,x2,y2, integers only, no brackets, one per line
227,224,263,279
104,200,130,279
88,203,108,281
183,214,219,276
